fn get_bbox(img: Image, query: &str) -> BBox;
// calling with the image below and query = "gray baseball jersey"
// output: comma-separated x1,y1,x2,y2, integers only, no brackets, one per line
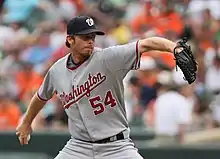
37,41,140,141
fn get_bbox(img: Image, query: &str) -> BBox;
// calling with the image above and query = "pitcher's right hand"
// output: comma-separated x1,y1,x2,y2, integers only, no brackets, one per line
16,122,32,145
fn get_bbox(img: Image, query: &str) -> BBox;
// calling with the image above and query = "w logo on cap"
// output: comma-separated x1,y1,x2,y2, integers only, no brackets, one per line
86,18,94,26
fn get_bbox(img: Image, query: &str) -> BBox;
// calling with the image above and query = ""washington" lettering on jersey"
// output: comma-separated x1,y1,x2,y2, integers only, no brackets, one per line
60,72,106,109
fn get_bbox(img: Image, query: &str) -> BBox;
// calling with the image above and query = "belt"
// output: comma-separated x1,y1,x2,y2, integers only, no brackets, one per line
79,132,125,144
93,132,125,144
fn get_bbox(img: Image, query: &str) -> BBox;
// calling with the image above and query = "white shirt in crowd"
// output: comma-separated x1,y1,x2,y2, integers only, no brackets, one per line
211,95,220,123
50,31,66,49
206,66,220,123
187,0,220,21
154,91,192,136
204,48,220,68
205,66,220,92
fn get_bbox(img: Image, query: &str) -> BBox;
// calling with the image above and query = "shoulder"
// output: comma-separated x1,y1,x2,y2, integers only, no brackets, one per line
90,47,104,60
93,47,103,52
102,41,138,51
94,41,139,58
49,53,69,73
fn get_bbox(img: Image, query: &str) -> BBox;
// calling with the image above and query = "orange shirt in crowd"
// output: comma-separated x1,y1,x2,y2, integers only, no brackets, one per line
159,52,176,69
131,10,183,36
0,100,21,130
139,51,175,87
142,51,176,69
131,13,154,34
16,70,43,101
153,12,183,36
145,74,157,87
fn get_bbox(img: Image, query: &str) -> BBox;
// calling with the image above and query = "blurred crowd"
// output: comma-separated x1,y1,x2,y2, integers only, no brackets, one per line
0,0,220,144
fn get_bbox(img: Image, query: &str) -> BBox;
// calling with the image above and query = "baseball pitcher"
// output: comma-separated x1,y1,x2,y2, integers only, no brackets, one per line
16,16,197,159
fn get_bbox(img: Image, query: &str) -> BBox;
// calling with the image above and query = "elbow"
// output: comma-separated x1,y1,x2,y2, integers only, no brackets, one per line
139,37,158,52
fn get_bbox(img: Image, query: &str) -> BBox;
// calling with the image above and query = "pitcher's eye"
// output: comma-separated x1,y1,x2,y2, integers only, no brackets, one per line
86,35,96,40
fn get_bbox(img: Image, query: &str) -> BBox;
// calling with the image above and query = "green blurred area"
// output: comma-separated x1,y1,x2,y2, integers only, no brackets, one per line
1,130,220,159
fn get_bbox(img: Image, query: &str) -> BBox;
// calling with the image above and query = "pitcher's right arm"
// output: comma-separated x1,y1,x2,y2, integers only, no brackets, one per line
16,68,56,145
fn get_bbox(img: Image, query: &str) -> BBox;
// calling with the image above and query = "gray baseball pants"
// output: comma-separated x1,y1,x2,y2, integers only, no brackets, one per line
54,138,143,159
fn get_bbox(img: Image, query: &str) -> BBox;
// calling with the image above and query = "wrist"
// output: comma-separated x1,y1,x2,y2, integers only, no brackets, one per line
21,115,33,126
173,44,184,54
171,43,176,51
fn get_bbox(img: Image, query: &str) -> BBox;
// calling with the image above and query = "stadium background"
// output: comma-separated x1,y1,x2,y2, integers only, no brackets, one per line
0,0,220,158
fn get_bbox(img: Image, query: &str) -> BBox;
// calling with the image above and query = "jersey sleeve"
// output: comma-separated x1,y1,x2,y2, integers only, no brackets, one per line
101,41,140,71
37,68,56,101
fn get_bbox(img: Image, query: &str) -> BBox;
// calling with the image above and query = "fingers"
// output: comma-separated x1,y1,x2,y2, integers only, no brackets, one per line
16,131,20,136
18,135,29,145
23,136,29,145
16,124,32,146
16,131,30,145
18,136,25,145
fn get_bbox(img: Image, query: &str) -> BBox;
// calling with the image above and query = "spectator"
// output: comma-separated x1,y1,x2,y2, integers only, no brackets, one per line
109,20,132,45
125,76,142,125
20,30,55,74
50,18,68,49
15,61,43,103
187,0,220,21
0,24,15,49
130,0,155,36
44,0,78,22
95,23,117,48
205,39,220,68
2,0,40,24
9,22,29,41
137,57,157,110
205,53,220,127
0,94,22,130
127,57,158,126
205,52,220,93
0,41,24,100
148,70,192,146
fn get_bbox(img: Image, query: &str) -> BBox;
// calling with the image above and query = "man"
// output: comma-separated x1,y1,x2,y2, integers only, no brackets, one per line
206,53,220,127
151,70,192,146
16,15,181,159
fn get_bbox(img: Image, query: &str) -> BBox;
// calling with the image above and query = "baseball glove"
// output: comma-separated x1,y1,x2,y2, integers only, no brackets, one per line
173,38,197,84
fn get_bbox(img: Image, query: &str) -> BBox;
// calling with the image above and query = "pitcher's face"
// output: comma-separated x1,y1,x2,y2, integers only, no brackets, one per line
67,33,96,57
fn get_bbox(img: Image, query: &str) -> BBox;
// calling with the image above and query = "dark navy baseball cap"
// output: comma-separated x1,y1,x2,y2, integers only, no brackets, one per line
66,16,105,48
67,16,105,36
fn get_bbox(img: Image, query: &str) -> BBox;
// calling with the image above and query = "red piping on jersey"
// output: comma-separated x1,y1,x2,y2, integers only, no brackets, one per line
37,91,48,101
134,40,139,69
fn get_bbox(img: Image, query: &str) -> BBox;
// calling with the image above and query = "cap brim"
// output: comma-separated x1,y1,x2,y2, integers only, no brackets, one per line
76,29,105,35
